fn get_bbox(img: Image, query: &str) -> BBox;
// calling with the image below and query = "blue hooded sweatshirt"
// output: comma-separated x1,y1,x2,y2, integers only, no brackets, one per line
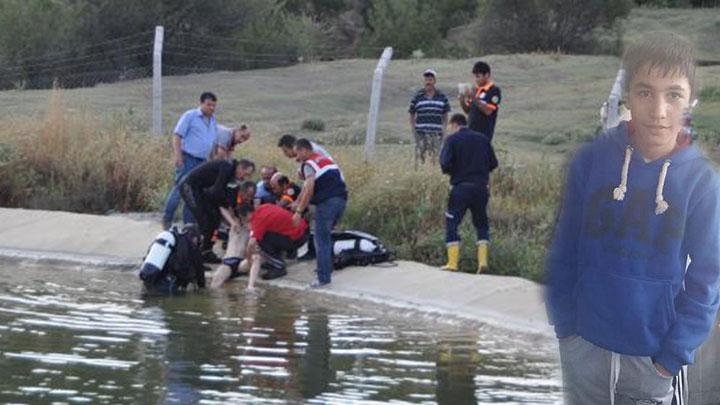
546,121,720,375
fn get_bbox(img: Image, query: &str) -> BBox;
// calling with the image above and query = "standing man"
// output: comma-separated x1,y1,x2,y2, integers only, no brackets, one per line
439,113,498,273
459,61,502,142
409,68,451,163
255,165,278,204
162,92,220,230
213,124,251,160
292,138,348,288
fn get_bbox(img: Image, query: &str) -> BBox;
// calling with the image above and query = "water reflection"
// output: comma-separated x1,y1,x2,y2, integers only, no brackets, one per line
0,261,560,404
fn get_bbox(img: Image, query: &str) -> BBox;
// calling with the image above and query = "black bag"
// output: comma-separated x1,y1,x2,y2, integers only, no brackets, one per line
330,230,394,270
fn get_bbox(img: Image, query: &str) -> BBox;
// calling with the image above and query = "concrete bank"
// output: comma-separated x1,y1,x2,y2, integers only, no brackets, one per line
0,207,550,335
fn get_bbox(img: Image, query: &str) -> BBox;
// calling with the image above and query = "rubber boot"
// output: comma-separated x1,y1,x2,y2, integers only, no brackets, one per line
477,241,488,274
441,244,459,271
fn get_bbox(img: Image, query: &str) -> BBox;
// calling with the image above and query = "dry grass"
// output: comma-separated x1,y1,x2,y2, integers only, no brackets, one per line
0,90,169,212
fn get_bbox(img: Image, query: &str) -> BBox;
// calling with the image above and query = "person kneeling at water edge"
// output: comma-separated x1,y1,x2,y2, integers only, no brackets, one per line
241,203,309,291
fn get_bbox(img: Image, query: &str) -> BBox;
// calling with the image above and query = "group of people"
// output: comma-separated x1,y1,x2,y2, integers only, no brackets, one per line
409,61,501,274
161,92,347,290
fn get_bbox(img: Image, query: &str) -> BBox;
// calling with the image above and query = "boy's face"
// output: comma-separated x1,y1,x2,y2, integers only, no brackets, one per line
627,65,692,159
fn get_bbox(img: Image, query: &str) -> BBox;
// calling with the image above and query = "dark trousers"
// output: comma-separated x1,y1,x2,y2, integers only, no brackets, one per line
180,183,220,251
445,182,489,244
259,232,308,258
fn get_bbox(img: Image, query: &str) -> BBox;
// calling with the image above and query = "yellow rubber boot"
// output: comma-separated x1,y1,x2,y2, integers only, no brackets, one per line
441,244,459,271
477,241,488,274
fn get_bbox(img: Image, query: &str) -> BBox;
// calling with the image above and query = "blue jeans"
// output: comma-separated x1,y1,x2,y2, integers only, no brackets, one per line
162,153,205,224
313,196,347,284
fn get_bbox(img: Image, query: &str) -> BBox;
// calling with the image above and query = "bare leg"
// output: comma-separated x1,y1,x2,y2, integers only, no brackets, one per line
210,266,232,289
210,224,245,289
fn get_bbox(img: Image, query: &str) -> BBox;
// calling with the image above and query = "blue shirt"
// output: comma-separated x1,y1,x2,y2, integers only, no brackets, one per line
174,108,218,160
256,181,274,203
409,89,450,134
545,122,720,375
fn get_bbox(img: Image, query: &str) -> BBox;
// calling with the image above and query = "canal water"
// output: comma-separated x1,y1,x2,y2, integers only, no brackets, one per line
0,259,560,404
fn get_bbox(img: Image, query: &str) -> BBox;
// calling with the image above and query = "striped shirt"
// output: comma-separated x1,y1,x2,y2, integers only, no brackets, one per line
409,89,451,134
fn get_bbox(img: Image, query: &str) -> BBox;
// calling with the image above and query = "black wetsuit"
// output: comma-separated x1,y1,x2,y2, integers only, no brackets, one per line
179,159,237,250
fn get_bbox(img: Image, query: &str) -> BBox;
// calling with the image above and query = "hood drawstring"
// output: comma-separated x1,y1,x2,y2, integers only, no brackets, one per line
613,146,633,201
655,160,671,215
612,145,672,215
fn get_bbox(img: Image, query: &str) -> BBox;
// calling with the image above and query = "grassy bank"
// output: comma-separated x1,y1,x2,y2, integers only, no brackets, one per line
0,91,562,282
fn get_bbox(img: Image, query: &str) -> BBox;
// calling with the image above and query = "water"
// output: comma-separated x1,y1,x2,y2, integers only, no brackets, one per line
0,259,561,404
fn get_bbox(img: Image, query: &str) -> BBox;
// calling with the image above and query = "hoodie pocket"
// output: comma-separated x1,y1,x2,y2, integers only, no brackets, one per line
577,269,675,351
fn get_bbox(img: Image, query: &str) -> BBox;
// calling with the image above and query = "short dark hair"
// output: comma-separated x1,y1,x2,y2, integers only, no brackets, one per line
278,134,297,148
449,113,467,127
238,159,255,172
622,32,697,99
276,174,290,187
200,92,217,103
472,61,490,75
237,202,255,218
240,180,256,193
294,138,313,151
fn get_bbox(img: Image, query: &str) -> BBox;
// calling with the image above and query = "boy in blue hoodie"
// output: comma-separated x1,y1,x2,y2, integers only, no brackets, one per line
546,32,720,404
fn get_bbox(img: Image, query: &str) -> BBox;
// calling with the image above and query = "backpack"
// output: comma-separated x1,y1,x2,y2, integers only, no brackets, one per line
330,230,394,270
141,226,205,294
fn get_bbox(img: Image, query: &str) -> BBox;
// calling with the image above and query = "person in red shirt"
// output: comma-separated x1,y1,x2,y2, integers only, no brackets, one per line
246,204,309,290
210,203,308,289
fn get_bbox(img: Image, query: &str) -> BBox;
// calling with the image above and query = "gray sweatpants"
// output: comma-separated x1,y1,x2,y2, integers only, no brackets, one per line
559,336,676,405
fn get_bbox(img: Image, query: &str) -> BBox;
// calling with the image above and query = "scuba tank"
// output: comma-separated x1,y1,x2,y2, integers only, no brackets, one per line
139,230,176,283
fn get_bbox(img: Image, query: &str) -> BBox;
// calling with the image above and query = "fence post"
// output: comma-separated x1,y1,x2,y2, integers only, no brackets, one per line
364,47,393,163
603,68,625,131
152,26,164,136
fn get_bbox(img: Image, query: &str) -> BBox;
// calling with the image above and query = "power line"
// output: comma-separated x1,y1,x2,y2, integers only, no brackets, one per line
0,43,152,72
4,30,154,64
163,50,296,64
163,43,333,59
172,31,386,53
1,52,151,79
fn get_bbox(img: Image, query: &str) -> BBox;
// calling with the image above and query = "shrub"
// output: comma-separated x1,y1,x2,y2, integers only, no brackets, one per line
301,118,326,131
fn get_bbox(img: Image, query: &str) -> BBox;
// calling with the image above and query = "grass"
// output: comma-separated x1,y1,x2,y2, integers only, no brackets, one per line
622,7,720,62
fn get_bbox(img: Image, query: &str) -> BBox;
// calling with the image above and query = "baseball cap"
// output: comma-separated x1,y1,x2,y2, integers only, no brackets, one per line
423,69,437,78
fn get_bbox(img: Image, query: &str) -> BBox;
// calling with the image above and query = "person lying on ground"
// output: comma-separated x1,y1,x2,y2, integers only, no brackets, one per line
210,222,250,288
179,158,255,263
